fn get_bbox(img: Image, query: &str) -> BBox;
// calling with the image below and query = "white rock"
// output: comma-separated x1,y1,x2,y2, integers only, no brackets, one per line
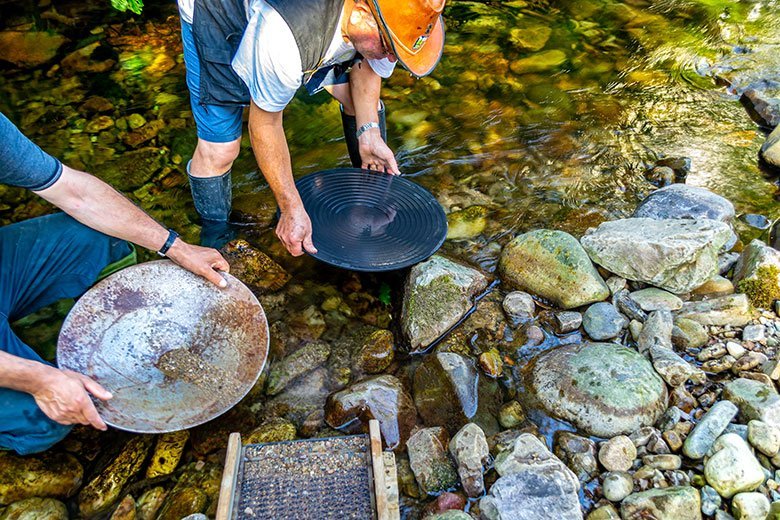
731,492,770,520
598,436,637,472
726,341,747,359
603,471,634,502
747,420,780,457
704,433,765,498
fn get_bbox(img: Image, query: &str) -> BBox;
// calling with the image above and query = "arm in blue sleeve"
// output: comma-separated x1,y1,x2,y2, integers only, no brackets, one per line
0,112,63,191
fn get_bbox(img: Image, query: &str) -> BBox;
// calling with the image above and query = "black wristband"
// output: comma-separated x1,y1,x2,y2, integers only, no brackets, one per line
157,229,179,257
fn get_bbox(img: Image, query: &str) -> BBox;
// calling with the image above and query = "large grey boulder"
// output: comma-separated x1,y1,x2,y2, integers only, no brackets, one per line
402,256,488,352
762,124,780,169
481,434,582,520
620,486,701,520
633,184,735,223
498,229,609,309
581,218,733,293
526,343,668,437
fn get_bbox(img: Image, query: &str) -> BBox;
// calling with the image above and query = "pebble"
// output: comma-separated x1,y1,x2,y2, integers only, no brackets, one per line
748,420,780,457
703,355,736,373
598,436,636,472
656,406,682,432
732,492,770,520
663,430,683,452
683,400,739,459
525,325,545,346
704,433,765,498
743,324,766,343
552,311,582,334
629,320,643,341
503,291,536,318
726,341,747,359
602,471,634,502
725,423,750,441
606,276,627,296
733,352,768,374
588,504,621,519
701,485,722,516
698,343,728,361
582,302,627,340
642,454,681,470
629,427,657,448
498,401,526,429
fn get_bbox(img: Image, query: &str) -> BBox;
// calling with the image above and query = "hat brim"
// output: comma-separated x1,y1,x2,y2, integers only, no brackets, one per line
373,10,445,78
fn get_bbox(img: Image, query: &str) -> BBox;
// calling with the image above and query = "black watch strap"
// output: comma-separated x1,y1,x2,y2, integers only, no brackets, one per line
157,228,179,257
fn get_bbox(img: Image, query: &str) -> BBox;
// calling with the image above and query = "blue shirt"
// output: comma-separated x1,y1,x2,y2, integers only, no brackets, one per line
0,112,63,191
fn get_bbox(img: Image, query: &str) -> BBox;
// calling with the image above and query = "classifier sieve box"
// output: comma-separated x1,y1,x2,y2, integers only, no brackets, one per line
215,419,399,520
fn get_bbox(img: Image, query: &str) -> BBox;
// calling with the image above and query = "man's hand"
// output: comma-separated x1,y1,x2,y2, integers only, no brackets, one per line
276,206,318,256
32,368,112,430
358,128,400,174
165,240,230,288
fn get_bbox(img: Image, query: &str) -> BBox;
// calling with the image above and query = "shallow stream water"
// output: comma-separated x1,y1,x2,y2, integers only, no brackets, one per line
1,0,780,516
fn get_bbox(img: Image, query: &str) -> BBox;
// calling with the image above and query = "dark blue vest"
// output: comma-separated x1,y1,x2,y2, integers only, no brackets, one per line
192,0,346,106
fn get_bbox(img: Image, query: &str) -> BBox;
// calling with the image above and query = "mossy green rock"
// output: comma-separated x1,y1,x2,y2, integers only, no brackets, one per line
155,488,207,520
136,487,166,520
0,31,67,68
407,427,459,495
446,206,488,240
78,435,153,517
0,498,68,520
733,240,780,309
509,23,553,52
354,329,395,374
499,229,609,309
526,342,668,437
0,452,83,505
245,418,297,444
510,50,568,74
402,255,488,351
620,486,701,520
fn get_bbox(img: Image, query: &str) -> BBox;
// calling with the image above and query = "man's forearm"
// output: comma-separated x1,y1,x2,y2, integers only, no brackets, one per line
36,166,169,252
248,102,301,212
0,351,54,395
349,60,383,128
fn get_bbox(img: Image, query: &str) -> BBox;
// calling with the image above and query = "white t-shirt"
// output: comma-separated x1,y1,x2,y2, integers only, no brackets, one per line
178,0,395,112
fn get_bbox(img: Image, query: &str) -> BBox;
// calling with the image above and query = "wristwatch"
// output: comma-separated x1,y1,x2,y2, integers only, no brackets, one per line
356,121,381,140
157,228,179,257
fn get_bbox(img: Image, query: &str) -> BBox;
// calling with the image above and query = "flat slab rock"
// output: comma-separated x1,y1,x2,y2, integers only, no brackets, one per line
526,342,668,438
581,218,733,293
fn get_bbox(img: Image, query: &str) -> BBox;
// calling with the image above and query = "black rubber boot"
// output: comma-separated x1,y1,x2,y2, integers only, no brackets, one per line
187,162,236,248
340,101,387,168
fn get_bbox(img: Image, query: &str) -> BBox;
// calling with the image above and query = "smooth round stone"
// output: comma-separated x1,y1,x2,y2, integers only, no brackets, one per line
629,288,683,311
748,420,780,457
732,492,770,520
692,276,735,299
502,291,536,318
642,454,681,470
683,400,739,459
603,471,634,502
726,341,747,359
672,317,708,349
527,343,668,438
704,433,765,498
583,303,628,341
599,436,637,472
701,485,722,516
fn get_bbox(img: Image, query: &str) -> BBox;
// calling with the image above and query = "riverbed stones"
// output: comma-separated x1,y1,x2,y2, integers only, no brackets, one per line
761,124,780,169
743,324,766,343
414,352,478,434
402,255,488,351
633,184,735,223
526,342,668,437
704,433,765,498
146,430,189,479
0,31,67,68
683,400,739,459
732,492,770,520
0,497,68,519
499,229,609,309
502,291,536,318
449,423,489,497
748,420,780,456
676,294,752,327
630,288,683,311
407,427,458,495
637,310,673,354
484,433,582,519
582,302,627,340
602,471,634,502
325,375,416,450
732,240,780,308
446,205,488,240
598,436,636,472
580,218,733,293
78,436,153,517
723,378,780,426
0,452,83,505
620,486,701,520
266,341,330,395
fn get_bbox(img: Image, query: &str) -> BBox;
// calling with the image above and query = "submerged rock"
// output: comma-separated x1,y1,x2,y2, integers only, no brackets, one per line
704,433,764,498
146,430,189,479
325,375,416,450
510,49,568,75
732,240,780,309
446,205,488,240
620,486,701,520
266,341,330,396
220,239,291,294
633,184,735,223
402,255,488,352
581,218,732,293
553,432,598,482
0,451,83,505
482,434,582,519
407,427,458,495
136,487,166,520
762,124,780,169
0,497,68,520
499,229,609,309
154,488,207,520
414,352,479,434
0,31,67,68
526,342,668,437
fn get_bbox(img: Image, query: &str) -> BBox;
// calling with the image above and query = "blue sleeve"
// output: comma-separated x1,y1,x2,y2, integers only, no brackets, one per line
0,112,63,191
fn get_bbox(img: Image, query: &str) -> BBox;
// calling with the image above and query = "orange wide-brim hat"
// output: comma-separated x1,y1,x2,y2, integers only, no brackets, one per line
368,0,446,78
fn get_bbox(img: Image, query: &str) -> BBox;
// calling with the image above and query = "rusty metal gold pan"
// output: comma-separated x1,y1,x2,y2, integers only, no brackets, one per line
57,260,268,433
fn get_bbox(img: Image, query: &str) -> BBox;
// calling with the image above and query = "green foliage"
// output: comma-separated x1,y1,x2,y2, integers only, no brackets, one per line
111,0,143,15
737,264,780,309
378,282,391,306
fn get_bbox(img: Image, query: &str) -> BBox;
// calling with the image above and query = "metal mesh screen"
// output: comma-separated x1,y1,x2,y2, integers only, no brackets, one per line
235,435,375,519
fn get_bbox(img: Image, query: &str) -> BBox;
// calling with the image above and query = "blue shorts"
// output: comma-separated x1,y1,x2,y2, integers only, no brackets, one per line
0,213,130,455
181,20,244,143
